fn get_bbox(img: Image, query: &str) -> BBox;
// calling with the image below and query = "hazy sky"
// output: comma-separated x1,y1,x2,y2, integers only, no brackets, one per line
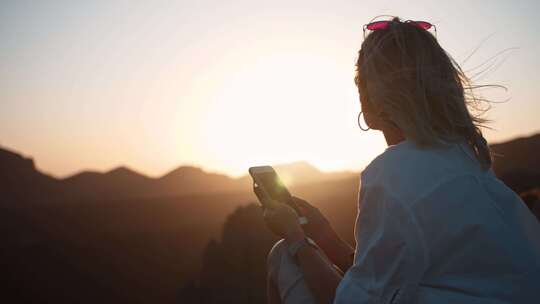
1,0,539,178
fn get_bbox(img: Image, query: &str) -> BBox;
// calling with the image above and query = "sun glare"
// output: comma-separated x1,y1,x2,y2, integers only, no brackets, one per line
199,51,365,176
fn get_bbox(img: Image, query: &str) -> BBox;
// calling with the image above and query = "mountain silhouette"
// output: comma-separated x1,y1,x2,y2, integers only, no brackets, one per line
491,133,540,176
62,165,249,200
157,166,247,196
3,133,540,203
0,147,60,203
19,156,354,201
180,204,278,303
63,166,152,199
490,134,540,193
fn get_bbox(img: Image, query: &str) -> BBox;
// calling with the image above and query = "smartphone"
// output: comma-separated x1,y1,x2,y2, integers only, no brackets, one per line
249,166,307,224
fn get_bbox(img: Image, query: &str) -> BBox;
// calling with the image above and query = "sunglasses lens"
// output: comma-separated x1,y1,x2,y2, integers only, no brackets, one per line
412,21,432,30
366,21,390,31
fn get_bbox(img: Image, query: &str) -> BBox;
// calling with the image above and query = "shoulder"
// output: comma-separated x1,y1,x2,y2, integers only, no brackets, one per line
361,140,424,185
361,140,482,203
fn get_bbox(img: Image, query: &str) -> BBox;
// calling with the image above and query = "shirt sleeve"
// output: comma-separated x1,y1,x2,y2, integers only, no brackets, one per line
334,178,428,304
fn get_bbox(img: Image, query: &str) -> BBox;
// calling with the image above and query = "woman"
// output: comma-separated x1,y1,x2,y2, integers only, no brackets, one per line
263,17,540,304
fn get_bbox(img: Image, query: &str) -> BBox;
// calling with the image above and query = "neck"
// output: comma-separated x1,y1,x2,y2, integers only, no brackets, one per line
383,129,405,146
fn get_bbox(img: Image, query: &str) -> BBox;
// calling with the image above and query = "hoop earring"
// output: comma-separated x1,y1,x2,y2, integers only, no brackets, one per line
357,111,370,131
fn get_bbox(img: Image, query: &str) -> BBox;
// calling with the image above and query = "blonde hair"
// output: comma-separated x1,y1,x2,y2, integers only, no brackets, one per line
355,17,492,169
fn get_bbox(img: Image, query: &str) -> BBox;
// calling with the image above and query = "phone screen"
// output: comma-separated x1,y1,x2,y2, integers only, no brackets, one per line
255,171,292,203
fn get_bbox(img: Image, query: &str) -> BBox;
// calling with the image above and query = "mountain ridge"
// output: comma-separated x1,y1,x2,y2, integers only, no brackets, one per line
1,145,358,201
2,133,539,202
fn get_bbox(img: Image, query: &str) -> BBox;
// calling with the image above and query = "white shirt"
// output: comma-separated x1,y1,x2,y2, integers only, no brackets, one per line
334,140,540,304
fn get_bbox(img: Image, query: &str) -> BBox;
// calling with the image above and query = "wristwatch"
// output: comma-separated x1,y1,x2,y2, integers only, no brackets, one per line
287,237,318,259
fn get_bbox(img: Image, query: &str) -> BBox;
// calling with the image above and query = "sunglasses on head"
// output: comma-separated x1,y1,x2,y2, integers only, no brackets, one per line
363,20,436,38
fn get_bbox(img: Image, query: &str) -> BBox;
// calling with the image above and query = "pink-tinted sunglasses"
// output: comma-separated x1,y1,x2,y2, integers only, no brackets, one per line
363,20,436,38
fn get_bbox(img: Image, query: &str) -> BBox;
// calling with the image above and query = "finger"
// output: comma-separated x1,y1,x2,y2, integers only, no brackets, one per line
254,186,273,207
253,185,264,200
276,203,300,218
266,199,282,210
266,202,286,212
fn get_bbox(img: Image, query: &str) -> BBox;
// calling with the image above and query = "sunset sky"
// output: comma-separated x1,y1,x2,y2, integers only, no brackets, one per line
1,0,539,178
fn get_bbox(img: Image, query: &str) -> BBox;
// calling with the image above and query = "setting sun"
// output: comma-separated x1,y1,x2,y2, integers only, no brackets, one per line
199,51,369,176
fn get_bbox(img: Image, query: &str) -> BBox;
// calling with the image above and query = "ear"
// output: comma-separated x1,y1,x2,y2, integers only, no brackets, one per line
362,101,385,130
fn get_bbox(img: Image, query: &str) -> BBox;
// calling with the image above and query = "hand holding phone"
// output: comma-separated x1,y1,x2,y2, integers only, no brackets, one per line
249,166,308,224
262,202,306,240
